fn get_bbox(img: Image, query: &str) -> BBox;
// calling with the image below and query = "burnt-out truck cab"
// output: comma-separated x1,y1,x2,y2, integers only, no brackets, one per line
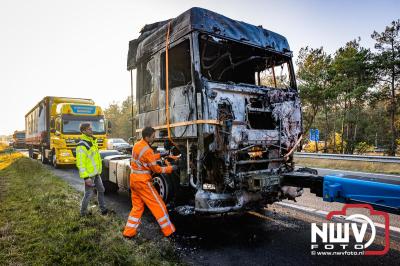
126,7,304,213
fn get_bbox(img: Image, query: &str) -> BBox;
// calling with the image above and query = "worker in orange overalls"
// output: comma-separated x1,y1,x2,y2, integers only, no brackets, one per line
123,126,178,238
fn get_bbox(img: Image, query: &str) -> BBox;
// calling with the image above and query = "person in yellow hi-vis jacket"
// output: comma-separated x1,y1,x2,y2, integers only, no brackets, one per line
76,122,108,216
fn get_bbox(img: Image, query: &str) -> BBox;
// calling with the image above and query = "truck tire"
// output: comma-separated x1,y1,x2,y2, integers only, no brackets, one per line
51,152,60,169
41,148,49,164
100,166,118,194
103,180,119,194
152,173,179,205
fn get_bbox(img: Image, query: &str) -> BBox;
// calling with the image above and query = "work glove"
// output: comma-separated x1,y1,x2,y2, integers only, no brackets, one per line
171,165,179,171
159,151,169,157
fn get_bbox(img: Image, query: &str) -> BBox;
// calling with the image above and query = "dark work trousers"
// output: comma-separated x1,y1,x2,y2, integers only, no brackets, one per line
80,175,106,215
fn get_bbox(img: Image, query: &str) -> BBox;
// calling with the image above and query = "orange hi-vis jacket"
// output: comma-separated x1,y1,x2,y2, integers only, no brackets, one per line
123,139,175,237
130,139,173,181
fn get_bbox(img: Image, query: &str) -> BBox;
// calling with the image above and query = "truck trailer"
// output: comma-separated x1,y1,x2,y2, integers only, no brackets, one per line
25,96,109,167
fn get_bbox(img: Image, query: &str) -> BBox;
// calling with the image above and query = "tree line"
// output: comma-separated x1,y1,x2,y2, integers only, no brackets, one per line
104,20,399,156
297,19,399,155
104,96,136,142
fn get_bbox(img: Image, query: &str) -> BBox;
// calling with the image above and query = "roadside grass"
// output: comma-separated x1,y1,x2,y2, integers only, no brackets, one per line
0,158,179,265
295,157,400,175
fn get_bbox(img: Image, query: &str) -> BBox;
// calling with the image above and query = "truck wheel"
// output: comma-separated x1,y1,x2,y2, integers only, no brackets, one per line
152,174,179,204
101,166,118,193
41,148,49,164
52,153,59,169
103,181,119,194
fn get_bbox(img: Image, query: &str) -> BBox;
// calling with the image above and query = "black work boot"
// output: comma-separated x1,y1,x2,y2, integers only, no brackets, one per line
165,233,178,242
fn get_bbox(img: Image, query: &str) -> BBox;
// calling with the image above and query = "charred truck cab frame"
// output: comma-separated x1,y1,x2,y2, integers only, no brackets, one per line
127,7,304,213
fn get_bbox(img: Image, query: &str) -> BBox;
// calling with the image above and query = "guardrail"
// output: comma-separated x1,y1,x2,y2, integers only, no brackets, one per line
294,152,400,163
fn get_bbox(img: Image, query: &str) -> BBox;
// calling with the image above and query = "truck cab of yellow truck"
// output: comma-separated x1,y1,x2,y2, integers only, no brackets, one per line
12,130,26,149
25,97,109,168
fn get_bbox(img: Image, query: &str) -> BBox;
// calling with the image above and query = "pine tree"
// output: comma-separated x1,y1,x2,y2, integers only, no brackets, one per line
371,20,400,156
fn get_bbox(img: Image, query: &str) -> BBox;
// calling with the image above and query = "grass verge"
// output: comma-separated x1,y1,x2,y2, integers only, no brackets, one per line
0,143,23,170
295,157,400,175
0,158,179,265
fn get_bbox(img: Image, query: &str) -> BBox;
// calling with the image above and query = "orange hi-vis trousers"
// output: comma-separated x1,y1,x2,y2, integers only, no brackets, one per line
123,177,176,237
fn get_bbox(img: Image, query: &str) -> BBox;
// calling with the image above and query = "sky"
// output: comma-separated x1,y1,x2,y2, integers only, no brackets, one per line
0,0,399,135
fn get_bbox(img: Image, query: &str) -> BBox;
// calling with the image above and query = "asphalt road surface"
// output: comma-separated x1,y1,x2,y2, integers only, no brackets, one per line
40,161,400,266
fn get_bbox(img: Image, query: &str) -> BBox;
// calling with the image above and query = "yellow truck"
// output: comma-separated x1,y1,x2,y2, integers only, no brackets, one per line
25,96,110,167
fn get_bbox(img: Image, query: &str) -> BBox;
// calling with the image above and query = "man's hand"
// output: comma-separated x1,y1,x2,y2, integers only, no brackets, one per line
84,178,95,187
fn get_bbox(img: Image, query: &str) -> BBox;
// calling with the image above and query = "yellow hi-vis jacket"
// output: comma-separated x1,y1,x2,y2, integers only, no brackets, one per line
76,134,102,178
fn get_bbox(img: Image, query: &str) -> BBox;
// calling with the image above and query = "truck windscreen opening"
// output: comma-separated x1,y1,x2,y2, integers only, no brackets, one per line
62,119,105,134
161,39,192,90
199,34,292,88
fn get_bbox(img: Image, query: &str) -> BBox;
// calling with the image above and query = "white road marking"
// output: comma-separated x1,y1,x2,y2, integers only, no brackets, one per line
275,201,400,233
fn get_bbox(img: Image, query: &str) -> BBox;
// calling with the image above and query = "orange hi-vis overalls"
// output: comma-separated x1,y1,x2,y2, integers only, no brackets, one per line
123,139,175,237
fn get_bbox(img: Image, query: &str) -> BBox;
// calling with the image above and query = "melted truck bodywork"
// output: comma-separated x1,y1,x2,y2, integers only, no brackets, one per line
127,7,303,213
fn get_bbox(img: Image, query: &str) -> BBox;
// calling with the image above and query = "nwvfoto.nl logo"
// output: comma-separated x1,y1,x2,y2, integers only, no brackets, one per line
310,204,390,256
